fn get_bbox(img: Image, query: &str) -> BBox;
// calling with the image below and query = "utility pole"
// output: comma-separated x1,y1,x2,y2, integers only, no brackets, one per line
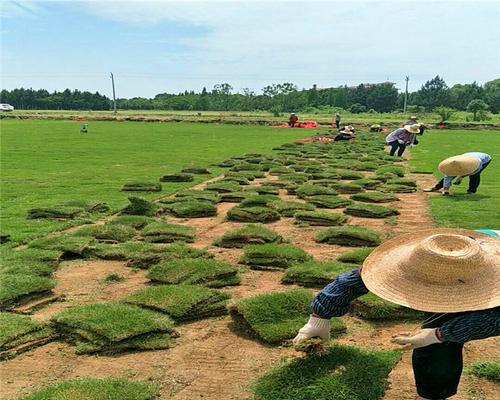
403,75,409,113
110,72,117,113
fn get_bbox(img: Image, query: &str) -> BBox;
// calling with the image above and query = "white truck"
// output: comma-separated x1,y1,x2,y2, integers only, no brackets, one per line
0,104,15,112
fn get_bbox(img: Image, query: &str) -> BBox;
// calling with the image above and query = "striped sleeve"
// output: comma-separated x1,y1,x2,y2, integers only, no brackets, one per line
439,307,500,343
311,268,369,318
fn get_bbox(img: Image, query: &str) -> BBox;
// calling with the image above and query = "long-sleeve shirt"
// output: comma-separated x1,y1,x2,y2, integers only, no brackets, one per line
311,268,500,344
385,128,416,145
442,152,492,188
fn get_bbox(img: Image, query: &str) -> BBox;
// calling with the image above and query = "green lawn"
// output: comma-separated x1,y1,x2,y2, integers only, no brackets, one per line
0,120,307,243
409,129,500,229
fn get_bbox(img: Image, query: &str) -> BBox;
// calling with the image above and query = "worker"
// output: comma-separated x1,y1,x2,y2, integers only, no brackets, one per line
334,113,341,128
334,125,356,141
288,112,298,127
369,124,383,132
294,228,499,400
424,152,492,195
80,123,88,133
385,124,420,157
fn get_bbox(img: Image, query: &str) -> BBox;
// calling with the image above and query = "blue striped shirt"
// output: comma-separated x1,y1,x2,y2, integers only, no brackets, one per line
311,268,500,344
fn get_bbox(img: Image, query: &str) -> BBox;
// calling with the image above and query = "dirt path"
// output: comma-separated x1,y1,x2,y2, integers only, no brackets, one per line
2,156,499,400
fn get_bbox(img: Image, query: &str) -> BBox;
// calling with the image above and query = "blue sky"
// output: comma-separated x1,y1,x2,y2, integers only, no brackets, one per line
1,0,499,98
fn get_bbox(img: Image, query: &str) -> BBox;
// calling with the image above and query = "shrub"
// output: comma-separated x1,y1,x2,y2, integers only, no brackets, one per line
121,182,162,192
305,195,353,209
227,206,280,223
350,192,399,203
240,244,312,270
204,181,241,193
141,222,195,243
351,293,426,320
296,185,337,199
294,211,347,226
228,289,345,344
121,196,158,216
315,226,381,247
336,247,374,264
18,378,159,400
214,224,284,248
159,173,193,182
344,203,399,218
124,284,229,322
466,360,500,382
252,344,401,400
350,103,368,113
434,106,456,123
166,200,217,218
282,261,353,287
73,224,137,243
376,165,405,177
147,258,240,287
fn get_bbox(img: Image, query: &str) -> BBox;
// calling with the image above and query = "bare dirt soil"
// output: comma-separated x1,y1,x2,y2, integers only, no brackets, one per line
1,163,498,400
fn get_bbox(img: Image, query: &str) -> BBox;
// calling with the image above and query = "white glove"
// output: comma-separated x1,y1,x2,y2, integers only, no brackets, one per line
392,328,442,350
397,139,405,144
293,315,331,345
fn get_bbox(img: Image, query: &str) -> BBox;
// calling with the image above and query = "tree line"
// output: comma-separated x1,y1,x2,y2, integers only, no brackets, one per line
2,76,499,117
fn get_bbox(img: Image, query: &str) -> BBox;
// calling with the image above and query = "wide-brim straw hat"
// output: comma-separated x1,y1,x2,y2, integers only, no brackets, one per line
410,115,417,119
403,124,420,134
439,155,480,176
361,228,500,312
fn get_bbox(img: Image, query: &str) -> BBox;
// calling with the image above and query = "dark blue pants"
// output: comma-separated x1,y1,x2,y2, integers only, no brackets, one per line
388,140,406,156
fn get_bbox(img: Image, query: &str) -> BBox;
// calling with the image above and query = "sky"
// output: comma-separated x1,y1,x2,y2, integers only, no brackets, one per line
1,0,499,98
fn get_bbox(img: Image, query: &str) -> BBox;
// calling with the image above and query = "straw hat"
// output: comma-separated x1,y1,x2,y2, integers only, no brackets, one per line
410,115,417,120
361,228,500,312
404,124,420,134
439,155,480,176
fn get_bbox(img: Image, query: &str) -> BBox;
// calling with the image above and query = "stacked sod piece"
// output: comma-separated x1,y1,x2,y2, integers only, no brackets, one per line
27,200,109,219
315,226,381,247
174,190,220,203
282,261,353,287
160,173,193,182
294,211,347,226
181,167,210,174
141,222,195,243
121,182,162,192
344,203,399,218
214,224,284,248
336,247,374,264
240,244,312,270
108,215,156,229
205,181,241,193
305,195,352,209
351,293,427,320
386,177,417,187
147,258,240,287
379,184,417,193
124,284,229,322
350,192,399,203
332,183,364,194
228,289,345,344
252,344,401,400
240,195,280,208
28,234,97,257
219,192,254,203
165,200,217,218
52,302,178,354
73,224,137,243
227,205,280,223
121,197,158,216
295,185,337,199
0,312,56,360
269,200,315,217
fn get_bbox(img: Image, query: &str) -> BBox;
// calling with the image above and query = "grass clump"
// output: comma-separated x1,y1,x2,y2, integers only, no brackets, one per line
344,203,399,218
52,302,178,354
121,182,162,192
28,235,97,257
227,206,280,223
350,192,399,203
228,289,345,344
282,261,353,287
294,211,347,226
166,200,217,218
121,196,158,216
104,272,124,282
376,165,405,177
205,181,241,193
240,244,312,270
0,274,56,310
466,360,500,382
17,378,159,400
214,224,284,248
252,344,401,400
124,284,229,322
159,173,193,182
351,293,426,320
73,224,137,243
305,195,353,209
315,226,381,247
147,258,240,288
269,200,315,217
296,185,337,199
336,247,374,264
141,222,195,243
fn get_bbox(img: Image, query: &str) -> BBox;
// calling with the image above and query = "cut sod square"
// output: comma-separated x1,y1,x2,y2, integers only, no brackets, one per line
335,170,365,180
333,183,364,194
17,378,159,400
124,284,230,322
296,184,337,199
282,261,354,287
386,177,417,187
269,166,291,175
219,192,255,203
240,244,312,270
126,243,213,269
251,185,280,195
159,173,194,182
224,171,258,181
376,165,405,177
181,167,211,174
121,182,162,192
379,184,417,193
227,206,280,224
305,195,353,209
0,274,56,310
28,235,97,257
315,226,381,247
278,173,310,184
350,192,399,203
147,258,240,287
240,194,280,208
214,224,284,248
344,203,399,218
336,247,374,264
27,206,85,220
174,190,220,203
73,224,137,243
228,289,345,344
141,222,195,243
294,211,347,226
351,293,427,320
252,344,401,400
269,200,315,217
205,181,241,193
167,200,217,218
91,242,161,261
108,215,157,230
219,176,251,185
0,248,62,277
355,178,385,190
121,196,158,216
59,200,110,213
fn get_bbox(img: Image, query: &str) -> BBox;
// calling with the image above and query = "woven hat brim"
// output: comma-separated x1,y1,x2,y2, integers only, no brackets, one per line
439,156,480,176
361,228,500,313
403,124,420,134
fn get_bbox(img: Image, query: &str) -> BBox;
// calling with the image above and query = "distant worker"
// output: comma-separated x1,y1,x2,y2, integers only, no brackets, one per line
334,113,341,128
405,115,419,125
80,123,88,133
288,112,298,127
385,124,420,157
369,124,383,132
424,152,492,196
334,125,356,141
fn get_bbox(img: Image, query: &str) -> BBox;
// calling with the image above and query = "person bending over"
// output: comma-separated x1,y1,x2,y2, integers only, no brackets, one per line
385,124,420,157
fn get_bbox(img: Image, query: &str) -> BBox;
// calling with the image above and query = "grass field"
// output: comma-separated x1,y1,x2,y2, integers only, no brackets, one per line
409,129,500,229
0,120,307,243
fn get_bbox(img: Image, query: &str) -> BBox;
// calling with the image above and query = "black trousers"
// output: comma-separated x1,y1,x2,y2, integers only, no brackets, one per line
434,161,490,192
413,313,465,399
335,121,340,128
388,140,406,157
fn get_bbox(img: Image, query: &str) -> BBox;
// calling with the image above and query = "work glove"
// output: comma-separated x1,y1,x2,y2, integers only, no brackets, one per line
392,328,442,350
397,140,405,145
293,315,331,345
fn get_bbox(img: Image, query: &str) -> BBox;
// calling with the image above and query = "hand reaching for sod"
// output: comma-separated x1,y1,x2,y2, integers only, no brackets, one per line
293,315,331,345
391,328,442,350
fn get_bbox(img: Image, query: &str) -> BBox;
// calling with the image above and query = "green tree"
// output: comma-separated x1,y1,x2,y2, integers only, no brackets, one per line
467,99,489,121
483,78,500,113
414,76,450,110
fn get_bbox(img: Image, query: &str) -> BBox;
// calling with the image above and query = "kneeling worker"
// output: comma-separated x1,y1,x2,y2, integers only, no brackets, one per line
334,126,355,141
288,112,298,127
424,152,492,195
